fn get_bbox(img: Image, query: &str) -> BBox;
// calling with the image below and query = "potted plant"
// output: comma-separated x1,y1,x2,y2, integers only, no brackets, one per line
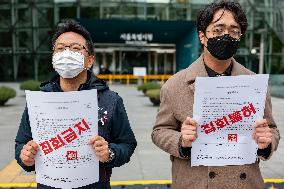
20,80,40,91
146,89,161,106
137,82,161,95
0,86,17,106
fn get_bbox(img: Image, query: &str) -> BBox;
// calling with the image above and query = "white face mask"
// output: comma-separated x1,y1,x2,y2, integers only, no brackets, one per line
52,49,85,78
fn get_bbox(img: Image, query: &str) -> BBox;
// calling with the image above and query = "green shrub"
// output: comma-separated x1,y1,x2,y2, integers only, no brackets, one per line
137,82,161,94
146,89,160,98
20,80,40,91
0,86,16,106
146,89,161,106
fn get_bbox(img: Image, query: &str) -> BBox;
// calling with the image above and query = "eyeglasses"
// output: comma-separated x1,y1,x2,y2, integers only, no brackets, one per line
53,43,89,53
206,26,242,39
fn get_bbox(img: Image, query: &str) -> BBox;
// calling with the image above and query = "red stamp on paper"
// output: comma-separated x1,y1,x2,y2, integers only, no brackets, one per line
66,151,78,161
228,134,238,142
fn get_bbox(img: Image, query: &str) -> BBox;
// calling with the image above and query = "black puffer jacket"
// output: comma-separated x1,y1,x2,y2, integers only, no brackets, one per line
15,71,137,189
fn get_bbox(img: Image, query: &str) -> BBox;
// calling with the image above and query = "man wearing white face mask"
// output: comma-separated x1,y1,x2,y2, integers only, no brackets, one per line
15,20,137,189
52,48,86,79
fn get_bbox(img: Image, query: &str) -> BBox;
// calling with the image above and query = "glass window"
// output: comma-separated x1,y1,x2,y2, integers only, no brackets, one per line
0,32,11,47
0,55,13,81
80,7,100,18
0,9,10,27
38,8,54,27
38,54,54,81
18,7,32,27
38,29,53,51
59,6,76,19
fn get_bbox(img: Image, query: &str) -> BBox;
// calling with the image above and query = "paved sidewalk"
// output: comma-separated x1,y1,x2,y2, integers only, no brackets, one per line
0,83,283,184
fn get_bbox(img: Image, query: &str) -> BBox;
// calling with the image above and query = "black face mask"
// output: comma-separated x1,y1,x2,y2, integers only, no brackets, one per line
206,34,240,60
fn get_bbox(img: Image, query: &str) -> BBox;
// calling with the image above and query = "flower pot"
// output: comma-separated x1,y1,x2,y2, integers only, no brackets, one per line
0,100,8,106
149,97,160,106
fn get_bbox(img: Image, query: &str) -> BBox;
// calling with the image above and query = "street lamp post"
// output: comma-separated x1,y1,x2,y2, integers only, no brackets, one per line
251,29,267,74
259,32,265,74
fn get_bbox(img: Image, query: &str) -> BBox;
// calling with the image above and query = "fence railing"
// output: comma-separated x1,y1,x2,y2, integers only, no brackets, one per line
96,74,172,85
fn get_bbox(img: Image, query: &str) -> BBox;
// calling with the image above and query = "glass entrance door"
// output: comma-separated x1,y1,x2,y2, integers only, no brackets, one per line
94,45,176,75
120,51,148,74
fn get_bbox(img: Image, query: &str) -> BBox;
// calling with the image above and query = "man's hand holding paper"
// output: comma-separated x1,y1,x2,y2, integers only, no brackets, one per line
253,119,272,149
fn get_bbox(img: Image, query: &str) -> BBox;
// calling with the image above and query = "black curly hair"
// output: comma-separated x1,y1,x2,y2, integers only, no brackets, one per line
197,0,248,35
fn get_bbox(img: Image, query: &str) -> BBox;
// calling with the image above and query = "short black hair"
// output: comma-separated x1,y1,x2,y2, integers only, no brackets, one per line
197,0,248,35
51,19,94,55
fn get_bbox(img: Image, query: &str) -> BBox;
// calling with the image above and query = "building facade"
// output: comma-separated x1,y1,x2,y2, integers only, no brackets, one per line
0,0,283,81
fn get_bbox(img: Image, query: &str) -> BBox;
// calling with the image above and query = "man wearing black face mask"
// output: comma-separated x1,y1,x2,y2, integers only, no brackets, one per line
152,1,280,189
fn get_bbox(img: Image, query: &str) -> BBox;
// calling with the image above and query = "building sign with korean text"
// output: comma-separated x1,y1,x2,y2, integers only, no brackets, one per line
120,33,153,45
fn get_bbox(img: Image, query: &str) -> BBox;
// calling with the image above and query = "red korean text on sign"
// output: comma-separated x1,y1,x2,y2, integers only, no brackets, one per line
214,116,230,129
241,103,256,117
74,119,90,135
66,151,78,161
228,111,243,124
61,127,78,143
228,134,238,142
50,134,65,150
40,118,90,156
39,141,53,155
201,121,216,134
200,103,256,135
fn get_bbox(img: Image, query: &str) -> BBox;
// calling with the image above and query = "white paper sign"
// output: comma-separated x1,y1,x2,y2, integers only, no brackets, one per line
26,89,99,189
191,74,269,166
133,67,147,77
